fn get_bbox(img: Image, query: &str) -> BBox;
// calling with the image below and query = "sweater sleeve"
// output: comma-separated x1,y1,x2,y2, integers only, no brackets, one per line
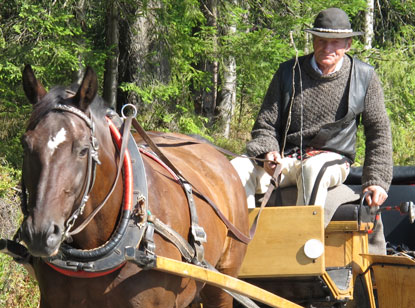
246,69,283,158
361,71,393,191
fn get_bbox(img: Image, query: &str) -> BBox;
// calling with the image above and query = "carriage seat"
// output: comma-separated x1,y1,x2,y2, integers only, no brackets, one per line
345,166,415,185
257,166,415,223
256,184,363,225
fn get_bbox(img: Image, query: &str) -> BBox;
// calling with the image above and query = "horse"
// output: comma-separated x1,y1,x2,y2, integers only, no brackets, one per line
18,65,249,308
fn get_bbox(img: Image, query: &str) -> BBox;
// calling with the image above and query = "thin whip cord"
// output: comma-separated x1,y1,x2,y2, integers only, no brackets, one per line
289,31,306,204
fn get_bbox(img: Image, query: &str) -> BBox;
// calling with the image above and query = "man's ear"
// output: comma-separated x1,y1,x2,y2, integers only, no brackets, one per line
345,38,352,52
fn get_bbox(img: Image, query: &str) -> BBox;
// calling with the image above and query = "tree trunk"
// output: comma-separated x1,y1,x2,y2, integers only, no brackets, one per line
199,0,218,122
72,0,87,84
103,0,119,109
218,0,237,138
117,1,169,112
220,54,236,138
364,0,374,50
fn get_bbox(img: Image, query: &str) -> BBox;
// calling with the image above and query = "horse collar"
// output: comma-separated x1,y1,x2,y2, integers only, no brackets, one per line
45,115,150,277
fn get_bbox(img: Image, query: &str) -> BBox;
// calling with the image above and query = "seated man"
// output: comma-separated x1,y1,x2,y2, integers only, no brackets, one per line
232,7,392,208
231,8,393,254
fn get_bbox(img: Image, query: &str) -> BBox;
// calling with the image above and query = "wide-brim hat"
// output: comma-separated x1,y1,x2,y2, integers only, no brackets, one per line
304,8,363,38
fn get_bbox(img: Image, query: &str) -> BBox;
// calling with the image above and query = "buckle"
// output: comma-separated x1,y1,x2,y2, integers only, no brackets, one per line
191,224,207,243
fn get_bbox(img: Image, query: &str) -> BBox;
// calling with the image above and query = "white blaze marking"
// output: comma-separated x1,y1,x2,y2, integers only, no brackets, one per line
47,128,67,154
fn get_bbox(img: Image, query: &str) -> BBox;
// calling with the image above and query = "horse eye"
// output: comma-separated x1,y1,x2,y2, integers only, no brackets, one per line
79,147,89,157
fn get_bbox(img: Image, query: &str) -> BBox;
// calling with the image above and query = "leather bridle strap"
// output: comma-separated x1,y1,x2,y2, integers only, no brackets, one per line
66,115,133,237
131,118,252,244
50,104,101,240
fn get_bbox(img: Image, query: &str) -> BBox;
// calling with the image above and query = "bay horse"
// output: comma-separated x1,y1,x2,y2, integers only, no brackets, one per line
18,65,249,308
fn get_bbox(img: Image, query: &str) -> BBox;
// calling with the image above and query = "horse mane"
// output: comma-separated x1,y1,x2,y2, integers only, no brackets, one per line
27,84,107,131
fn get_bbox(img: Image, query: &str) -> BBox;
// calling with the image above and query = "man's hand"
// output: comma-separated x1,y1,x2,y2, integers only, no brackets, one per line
363,185,388,206
264,151,283,176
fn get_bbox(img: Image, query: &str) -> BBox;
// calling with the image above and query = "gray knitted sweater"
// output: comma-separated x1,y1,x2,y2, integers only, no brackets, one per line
247,54,393,191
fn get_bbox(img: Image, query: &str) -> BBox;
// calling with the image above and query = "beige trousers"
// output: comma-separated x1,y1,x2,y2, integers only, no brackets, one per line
231,152,350,208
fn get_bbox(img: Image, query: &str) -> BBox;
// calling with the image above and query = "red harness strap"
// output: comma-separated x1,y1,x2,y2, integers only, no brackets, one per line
46,261,126,278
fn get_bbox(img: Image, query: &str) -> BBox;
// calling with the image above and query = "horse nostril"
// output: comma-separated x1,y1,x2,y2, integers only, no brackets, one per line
46,223,61,248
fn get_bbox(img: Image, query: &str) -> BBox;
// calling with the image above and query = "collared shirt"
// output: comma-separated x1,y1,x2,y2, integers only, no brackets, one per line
311,55,344,75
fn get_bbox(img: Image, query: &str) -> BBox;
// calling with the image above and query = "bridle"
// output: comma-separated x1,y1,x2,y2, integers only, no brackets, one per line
51,104,102,241
20,103,117,244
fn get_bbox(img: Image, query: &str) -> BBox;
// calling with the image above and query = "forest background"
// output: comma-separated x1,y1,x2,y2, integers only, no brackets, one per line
1,0,415,306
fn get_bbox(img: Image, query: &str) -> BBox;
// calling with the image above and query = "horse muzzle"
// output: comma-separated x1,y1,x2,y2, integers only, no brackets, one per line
20,217,63,257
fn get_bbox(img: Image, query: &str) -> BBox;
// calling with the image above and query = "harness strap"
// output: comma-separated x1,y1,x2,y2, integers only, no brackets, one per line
149,216,195,263
182,182,207,264
144,222,156,255
68,115,133,236
131,118,251,244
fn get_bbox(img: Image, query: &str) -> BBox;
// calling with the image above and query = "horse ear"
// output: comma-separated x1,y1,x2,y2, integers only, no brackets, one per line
73,66,98,111
22,65,47,105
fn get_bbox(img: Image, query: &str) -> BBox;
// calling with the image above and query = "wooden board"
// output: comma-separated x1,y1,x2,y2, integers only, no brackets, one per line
362,255,415,308
154,255,303,308
239,206,324,278
324,232,352,268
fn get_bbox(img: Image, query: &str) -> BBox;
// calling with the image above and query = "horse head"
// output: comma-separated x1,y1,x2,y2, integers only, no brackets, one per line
19,65,120,257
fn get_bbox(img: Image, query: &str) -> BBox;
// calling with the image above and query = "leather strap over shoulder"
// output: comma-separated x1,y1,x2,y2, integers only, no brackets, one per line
131,118,252,244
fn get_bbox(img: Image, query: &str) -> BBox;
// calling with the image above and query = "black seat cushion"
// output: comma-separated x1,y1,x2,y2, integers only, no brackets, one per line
330,203,374,222
345,166,415,185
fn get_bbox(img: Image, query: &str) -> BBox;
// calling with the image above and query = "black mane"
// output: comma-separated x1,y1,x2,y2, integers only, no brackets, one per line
26,84,107,131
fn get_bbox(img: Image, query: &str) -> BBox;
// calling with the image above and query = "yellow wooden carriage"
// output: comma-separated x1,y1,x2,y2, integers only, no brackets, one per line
237,179,415,308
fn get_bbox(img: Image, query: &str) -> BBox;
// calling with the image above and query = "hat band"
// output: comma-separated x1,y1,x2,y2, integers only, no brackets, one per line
312,27,354,33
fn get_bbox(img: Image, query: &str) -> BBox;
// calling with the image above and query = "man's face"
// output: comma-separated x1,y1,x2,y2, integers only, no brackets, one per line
313,36,352,74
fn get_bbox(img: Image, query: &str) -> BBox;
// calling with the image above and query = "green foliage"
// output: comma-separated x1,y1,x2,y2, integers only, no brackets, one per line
0,255,39,308
374,26,415,126
366,23,415,166
0,161,20,198
0,0,107,169
120,79,210,137
354,126,365,167
1,0,415,306
0,164,36,308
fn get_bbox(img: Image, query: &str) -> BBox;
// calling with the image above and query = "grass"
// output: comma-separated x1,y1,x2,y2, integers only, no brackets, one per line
0,163,40,308
0,254,39,308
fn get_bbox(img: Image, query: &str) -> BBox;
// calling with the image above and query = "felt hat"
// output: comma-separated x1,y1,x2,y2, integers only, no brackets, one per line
305,8,363,38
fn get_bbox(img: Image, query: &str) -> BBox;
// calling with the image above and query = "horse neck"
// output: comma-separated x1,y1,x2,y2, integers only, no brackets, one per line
72,114,124,249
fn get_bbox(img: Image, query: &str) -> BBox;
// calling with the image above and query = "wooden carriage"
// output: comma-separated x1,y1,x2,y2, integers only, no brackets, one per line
236,167,415,308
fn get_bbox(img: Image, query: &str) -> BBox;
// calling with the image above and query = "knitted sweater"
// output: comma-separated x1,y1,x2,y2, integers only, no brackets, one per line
247,54,393,191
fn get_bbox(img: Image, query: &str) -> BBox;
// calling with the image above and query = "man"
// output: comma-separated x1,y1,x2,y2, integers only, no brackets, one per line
232,8,393,212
